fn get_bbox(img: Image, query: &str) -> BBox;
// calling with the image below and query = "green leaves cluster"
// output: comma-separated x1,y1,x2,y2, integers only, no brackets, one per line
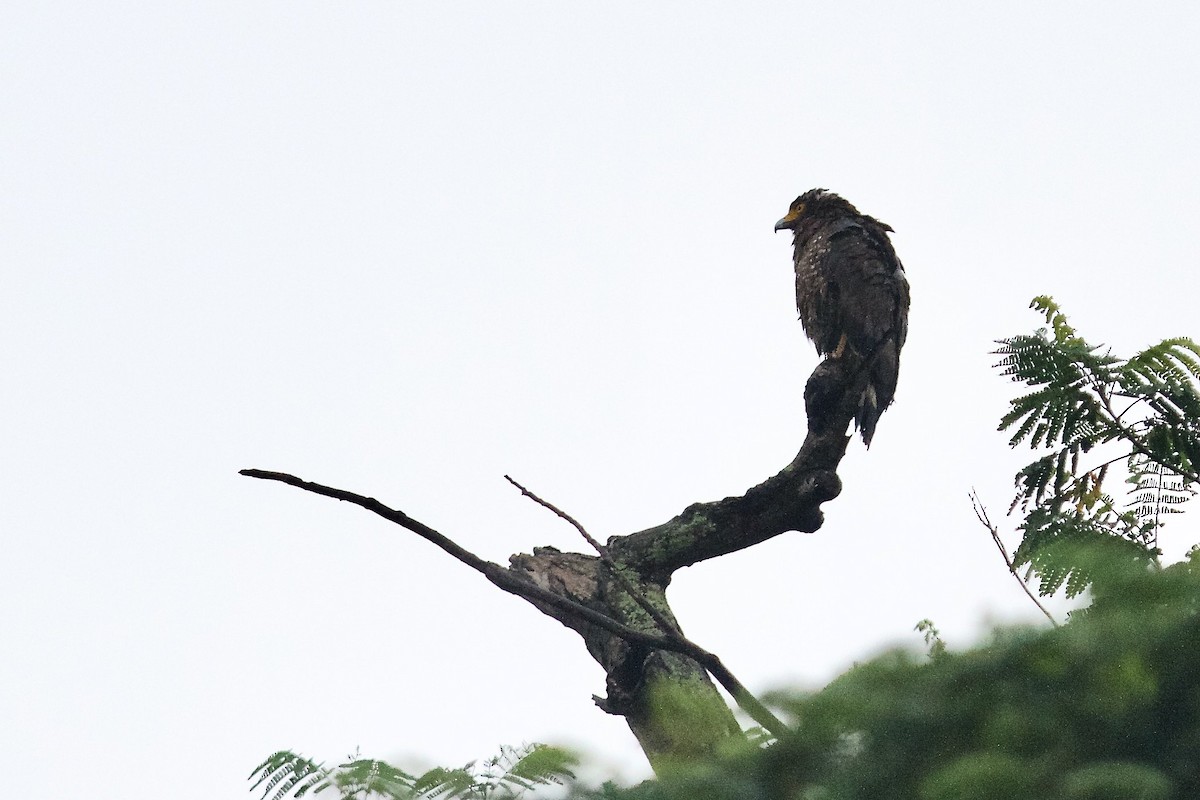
582,553,1200,800
249,743,576,800
994,296,1200,595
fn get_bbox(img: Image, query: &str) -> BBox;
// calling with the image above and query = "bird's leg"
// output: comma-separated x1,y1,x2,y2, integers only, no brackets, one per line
832,333,848,359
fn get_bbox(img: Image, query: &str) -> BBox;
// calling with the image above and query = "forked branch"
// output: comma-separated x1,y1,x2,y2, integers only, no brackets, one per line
504,474,789,737
239,467,789,739
970,489,1059,627
242,349,878,765
239,469,703,653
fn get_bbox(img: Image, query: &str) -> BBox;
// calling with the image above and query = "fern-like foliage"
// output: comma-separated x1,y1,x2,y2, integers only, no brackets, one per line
415,744,576,800
1127,453,1198,548
496,743,577,795
332,759,418,799
250,744,575,800
994,297,1200,597
249,752,332,800
1013,509,1156,598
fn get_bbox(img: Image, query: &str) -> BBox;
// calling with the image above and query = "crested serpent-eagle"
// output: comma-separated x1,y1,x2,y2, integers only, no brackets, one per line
775,189,910,447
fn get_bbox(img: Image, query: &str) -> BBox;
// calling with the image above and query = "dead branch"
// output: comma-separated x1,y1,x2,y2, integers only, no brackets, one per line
241,353,879,766
504,474,790,738
606,359,868,579
238,469,710,653
504,475,679,634
970,489,1059,628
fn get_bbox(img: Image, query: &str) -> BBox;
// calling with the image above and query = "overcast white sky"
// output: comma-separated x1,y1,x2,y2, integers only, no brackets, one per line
4,3,1200,798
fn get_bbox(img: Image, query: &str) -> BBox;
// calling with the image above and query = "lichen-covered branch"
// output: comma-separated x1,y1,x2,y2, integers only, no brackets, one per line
504,475,790,739
609,358,867,579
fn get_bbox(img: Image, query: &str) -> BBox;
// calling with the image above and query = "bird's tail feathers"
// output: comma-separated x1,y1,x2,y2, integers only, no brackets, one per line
857,384,881,448
854,335,901,448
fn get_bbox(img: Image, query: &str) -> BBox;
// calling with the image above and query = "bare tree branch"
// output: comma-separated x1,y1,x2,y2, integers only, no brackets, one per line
504,474,790,738
970,489,1059,628
504,475,679,634
241,353,882,766
238,469,707,653
608,359,867,579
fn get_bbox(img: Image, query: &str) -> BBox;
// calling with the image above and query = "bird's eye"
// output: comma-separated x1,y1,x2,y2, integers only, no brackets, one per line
793,202,806,215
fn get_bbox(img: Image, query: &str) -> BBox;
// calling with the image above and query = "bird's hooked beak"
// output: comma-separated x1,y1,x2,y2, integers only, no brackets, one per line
774,209,801,232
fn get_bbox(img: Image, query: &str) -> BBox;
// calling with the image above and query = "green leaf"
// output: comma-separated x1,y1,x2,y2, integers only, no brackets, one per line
248,751,331,800
503,744,577,789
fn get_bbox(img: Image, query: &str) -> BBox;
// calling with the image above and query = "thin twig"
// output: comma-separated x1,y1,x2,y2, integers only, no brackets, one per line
970,489,1059,628
1095,386,1200,484
1113,394,1150,424
505,474,790,738
504,475,679,634
243,468,790,737
1048,452,1135,501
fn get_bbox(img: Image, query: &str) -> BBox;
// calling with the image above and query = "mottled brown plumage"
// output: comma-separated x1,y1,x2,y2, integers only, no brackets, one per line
775,189,910,446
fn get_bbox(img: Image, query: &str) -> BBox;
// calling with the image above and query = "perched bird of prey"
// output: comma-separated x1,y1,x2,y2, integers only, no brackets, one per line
775,189,910,446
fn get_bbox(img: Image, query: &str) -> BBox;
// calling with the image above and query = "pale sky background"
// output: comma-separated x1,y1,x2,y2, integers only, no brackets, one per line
4,3,1200,798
